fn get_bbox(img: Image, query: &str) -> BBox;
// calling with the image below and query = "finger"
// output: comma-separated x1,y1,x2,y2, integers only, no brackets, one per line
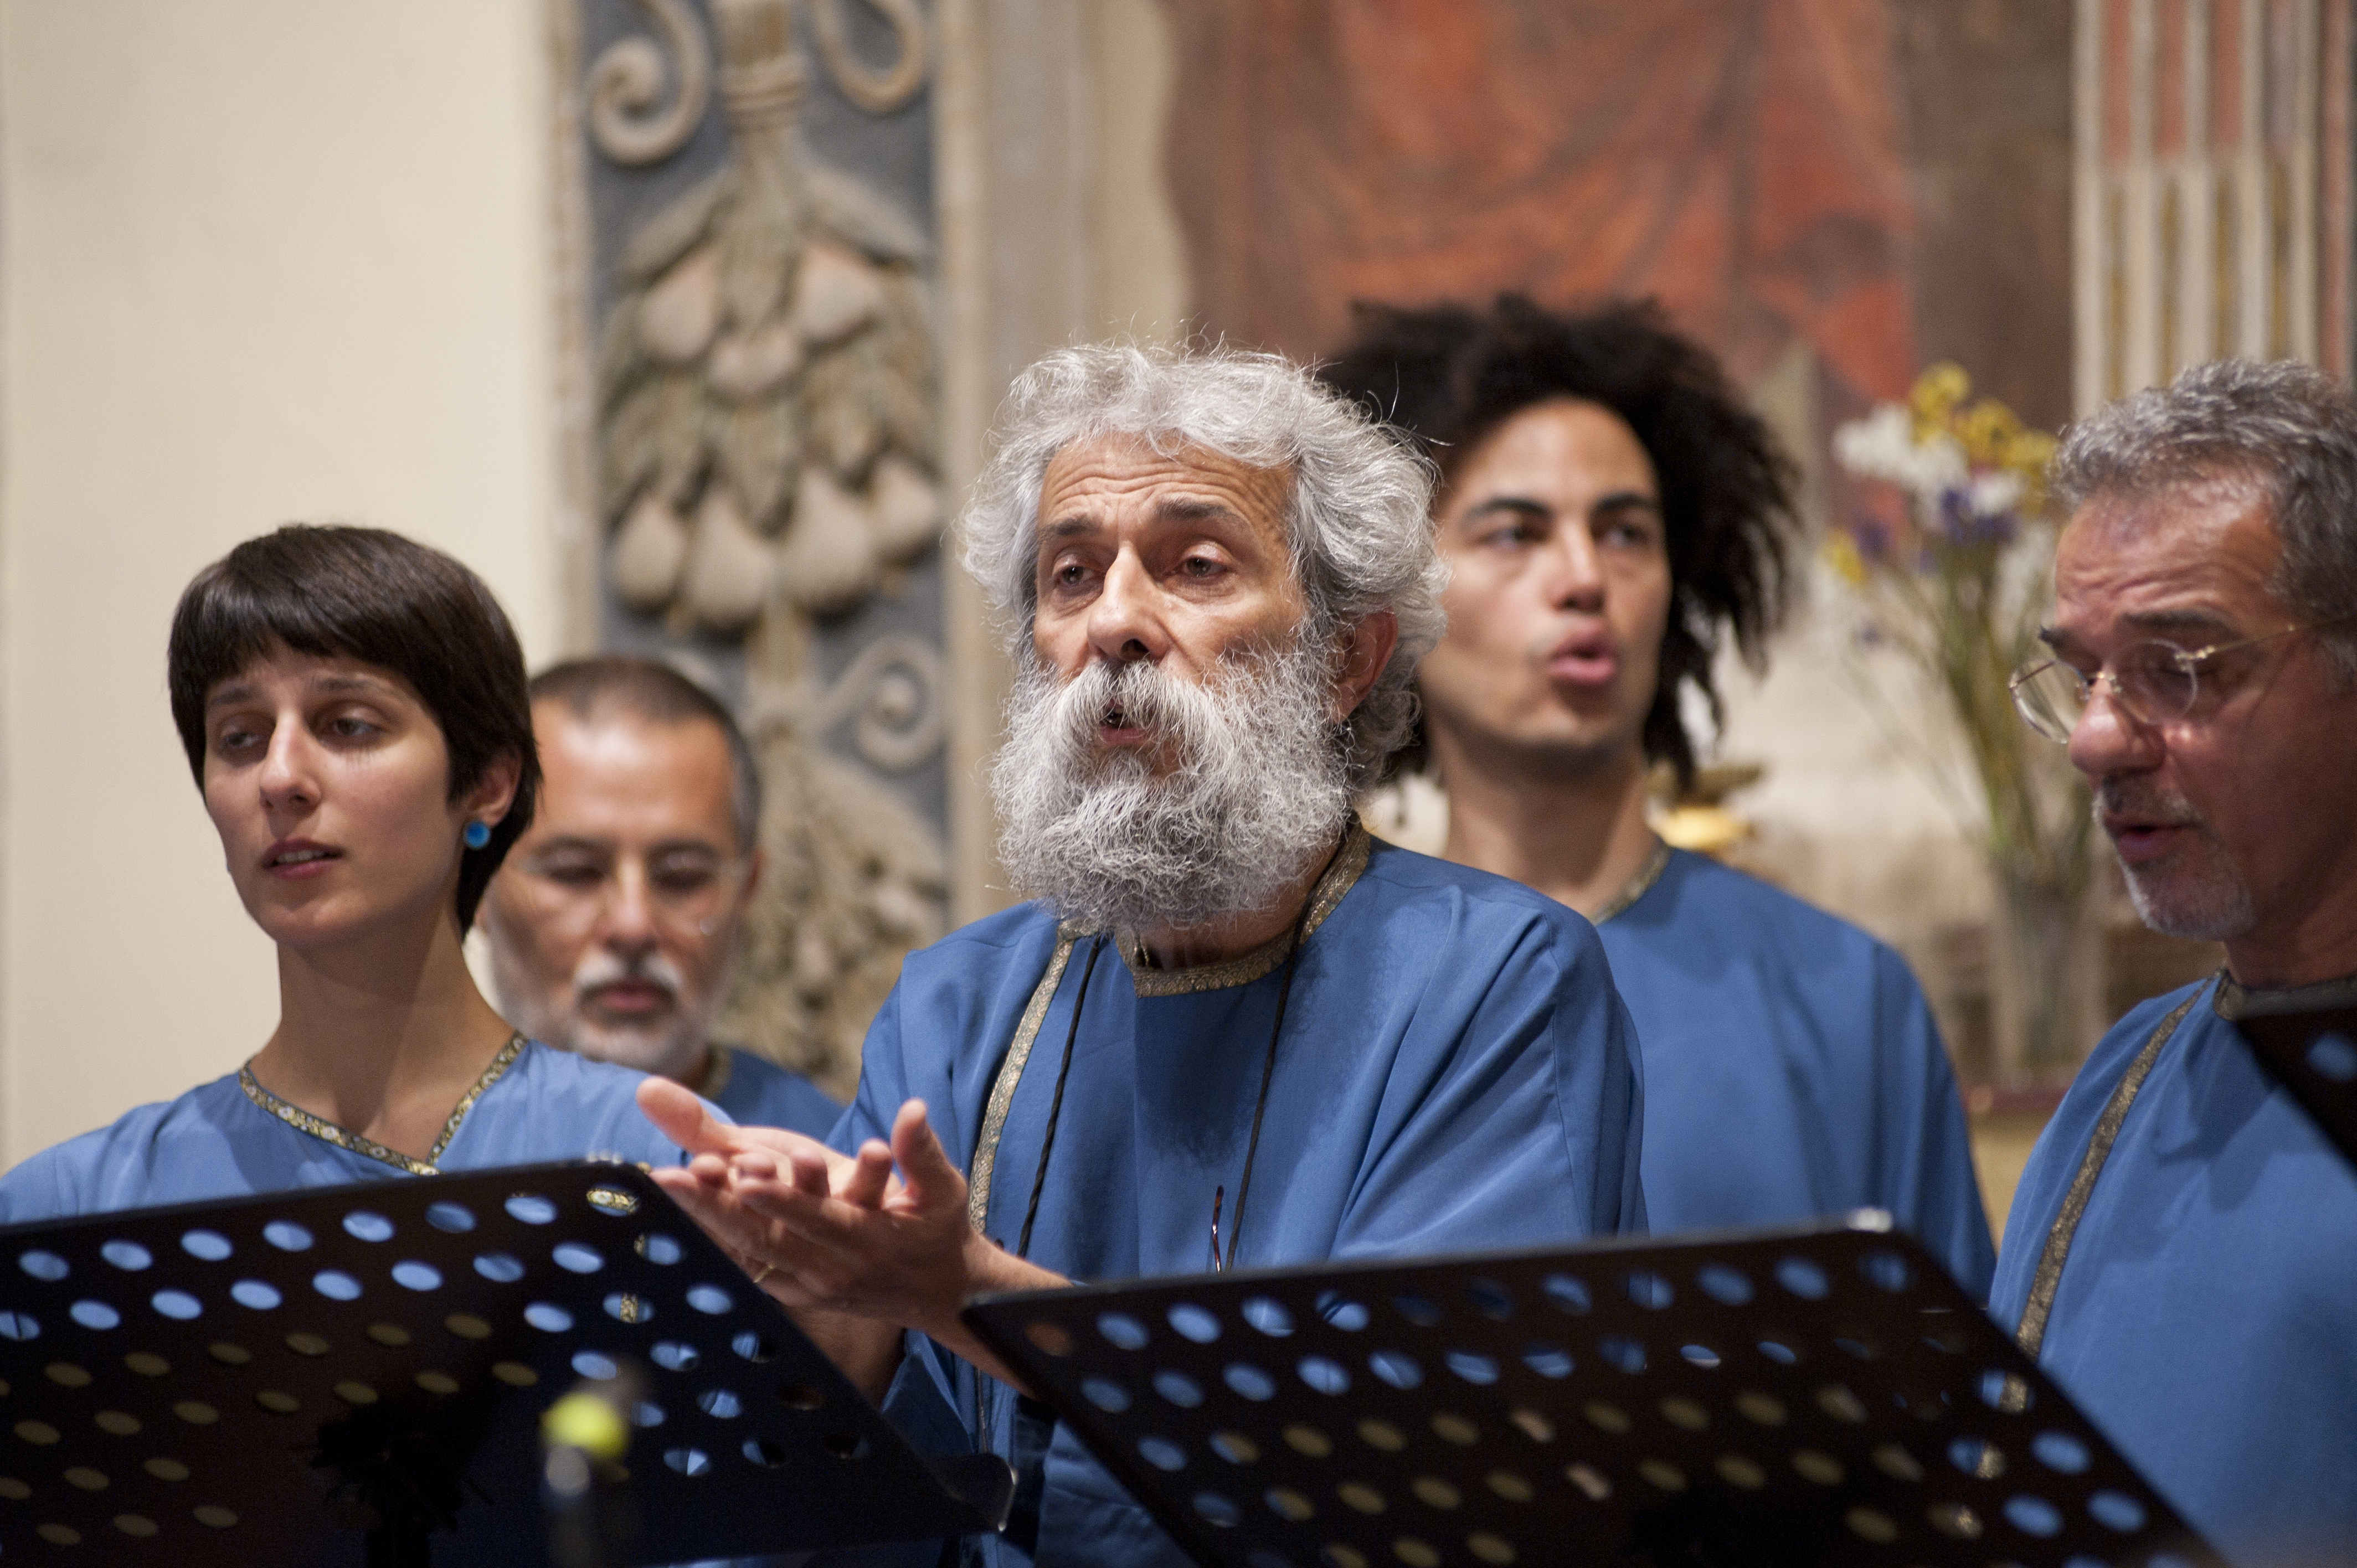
841,1140,894,1209
639,1077,742,1156
889,1100,964,1212
786,1147,835,1197
730,1150,781,1183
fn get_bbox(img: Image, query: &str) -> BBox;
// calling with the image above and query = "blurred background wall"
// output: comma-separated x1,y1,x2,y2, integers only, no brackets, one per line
0,1,572,1160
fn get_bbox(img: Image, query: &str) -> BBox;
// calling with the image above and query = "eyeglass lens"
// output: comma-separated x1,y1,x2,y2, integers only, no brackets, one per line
2013,640,2207,741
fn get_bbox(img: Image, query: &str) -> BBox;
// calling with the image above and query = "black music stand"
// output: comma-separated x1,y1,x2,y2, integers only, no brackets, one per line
2232,1005,2357,1172
965,1214,2220,1568
0,1160,1011,1566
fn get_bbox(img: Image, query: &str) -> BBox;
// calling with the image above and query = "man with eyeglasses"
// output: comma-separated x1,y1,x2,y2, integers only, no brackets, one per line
1990,358,2357,1563
480,656,840,1137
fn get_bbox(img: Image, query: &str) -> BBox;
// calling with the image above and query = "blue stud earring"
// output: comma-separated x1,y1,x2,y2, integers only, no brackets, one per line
462,820,492,850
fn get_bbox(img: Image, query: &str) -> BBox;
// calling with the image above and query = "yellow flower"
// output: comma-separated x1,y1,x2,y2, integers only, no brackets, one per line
1910,363,1972,438
1824,531,1870,589
1957,399,2023,468
2004,428,2058,477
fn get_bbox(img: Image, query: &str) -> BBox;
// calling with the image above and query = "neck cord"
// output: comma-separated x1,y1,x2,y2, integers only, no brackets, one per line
1010,830,1350,1270
1014,934,1104,1260
1216,857,1326,1271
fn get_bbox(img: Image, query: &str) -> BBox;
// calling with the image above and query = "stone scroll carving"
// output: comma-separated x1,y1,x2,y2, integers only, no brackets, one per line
583,0,946,1095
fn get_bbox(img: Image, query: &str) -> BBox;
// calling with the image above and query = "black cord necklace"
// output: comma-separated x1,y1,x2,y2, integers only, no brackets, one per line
1011,832,1348,1272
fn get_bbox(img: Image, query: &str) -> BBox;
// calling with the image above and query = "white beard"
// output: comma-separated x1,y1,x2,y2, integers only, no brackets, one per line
491,938,710,1079
991,636,1352,933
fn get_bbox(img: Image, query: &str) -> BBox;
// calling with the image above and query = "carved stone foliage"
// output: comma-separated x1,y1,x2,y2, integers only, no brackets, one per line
578,0,945,1095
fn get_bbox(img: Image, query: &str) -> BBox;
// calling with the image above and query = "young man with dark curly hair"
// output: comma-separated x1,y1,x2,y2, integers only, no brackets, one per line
1325,297,1994,1296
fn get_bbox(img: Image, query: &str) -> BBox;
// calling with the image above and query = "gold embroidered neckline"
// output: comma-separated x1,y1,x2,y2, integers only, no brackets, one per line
1592,836,1673,927
239,1033,529,1177
1115,824,1372,997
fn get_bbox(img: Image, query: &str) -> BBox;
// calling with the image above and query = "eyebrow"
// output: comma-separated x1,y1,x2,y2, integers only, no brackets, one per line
2039,606,2242,651
527,834,728,859
1042,494,1259,539
1462,491,1663,520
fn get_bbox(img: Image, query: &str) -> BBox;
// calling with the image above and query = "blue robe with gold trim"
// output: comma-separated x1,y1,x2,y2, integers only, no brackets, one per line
1596,849,1994,1297
831,836,1646,1568
1989,975,2357,1561
0,1040,689,1224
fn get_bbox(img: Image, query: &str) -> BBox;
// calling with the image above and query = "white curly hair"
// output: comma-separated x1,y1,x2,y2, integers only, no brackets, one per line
959,342,1445,796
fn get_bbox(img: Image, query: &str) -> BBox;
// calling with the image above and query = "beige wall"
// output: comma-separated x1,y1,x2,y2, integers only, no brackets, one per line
0,1,564,1162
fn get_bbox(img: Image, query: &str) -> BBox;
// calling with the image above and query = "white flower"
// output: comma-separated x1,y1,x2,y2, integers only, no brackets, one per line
1833,403,1968,503
1965,470,2026,519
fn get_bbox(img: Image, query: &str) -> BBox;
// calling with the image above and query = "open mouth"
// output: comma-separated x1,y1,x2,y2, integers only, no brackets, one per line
1545,630,1620,688
264,841,342,874
2103,816,2193,863
1099,703,1151,745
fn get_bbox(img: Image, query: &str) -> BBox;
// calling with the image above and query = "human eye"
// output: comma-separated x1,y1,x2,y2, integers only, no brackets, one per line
1044,552,1097,596
1595,505,1661,551
1180,551,1227,579
1478,515,1544,549
210,718,267,760
536,856,608,889
322,711,382,742
650,857,722,897
2115,641,2199,713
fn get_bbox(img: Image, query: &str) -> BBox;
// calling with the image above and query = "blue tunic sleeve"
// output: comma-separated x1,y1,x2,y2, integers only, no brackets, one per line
1326,900,1646,1257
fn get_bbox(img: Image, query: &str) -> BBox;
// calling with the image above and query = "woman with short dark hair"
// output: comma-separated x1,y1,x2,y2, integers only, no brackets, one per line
0,525,687,1220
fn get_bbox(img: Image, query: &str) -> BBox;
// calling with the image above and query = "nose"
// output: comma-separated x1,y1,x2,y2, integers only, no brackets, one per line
2066,677,2163,781
599,860,660,958
1543,522,1606,613
1084,549,1170,666
257,721,320,816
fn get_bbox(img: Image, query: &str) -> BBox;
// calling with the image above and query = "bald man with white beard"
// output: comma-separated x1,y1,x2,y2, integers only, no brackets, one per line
637,344,1648,1568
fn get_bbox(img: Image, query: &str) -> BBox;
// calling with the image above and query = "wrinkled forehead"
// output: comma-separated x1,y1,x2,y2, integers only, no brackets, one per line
2054,473,2286,635
1035,433,1296,542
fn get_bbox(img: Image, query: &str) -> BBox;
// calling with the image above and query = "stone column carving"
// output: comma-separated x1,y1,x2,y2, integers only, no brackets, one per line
569,0,947,1095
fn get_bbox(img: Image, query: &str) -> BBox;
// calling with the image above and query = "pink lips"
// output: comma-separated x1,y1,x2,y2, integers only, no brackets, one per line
1098,703,1151,748
262,837,342,879
1543,630,1620,689
2103,815,2189,865
587,980,672,1018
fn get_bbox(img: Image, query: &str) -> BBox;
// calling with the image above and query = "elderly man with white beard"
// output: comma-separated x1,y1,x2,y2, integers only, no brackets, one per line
638,343,1648,1568
1990,359,2357,1563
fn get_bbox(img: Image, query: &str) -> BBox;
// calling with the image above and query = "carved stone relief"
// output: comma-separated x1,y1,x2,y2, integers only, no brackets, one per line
575,0,946,1096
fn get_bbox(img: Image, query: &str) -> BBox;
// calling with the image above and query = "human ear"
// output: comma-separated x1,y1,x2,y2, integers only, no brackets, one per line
461,751,523,829
1329,608,1399,721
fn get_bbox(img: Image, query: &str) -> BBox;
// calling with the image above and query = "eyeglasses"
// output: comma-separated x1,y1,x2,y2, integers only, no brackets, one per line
2009,620,2343,742
507,848,747,936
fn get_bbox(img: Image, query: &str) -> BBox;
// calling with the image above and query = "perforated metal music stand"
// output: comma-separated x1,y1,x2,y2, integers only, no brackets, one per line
2234,1005,2357,1172
0,1160,1011,1566
965,1214,2219,1568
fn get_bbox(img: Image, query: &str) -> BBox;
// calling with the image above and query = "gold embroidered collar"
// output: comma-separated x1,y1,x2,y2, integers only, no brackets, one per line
1115,824,1372,997
1592,836,1672,927
239,1033,529,1177
2214,968,2357,1019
